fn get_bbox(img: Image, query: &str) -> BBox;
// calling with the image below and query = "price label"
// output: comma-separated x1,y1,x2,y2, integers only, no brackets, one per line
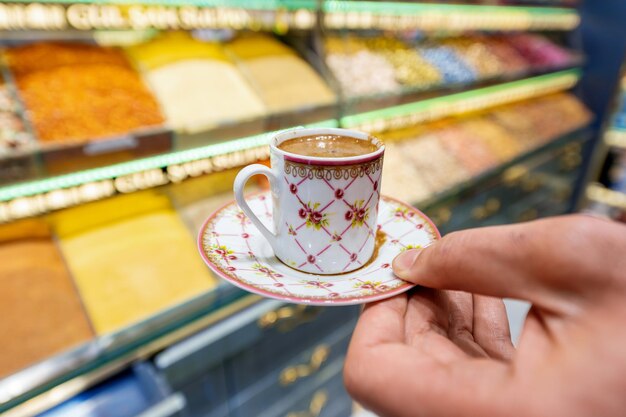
84,135,138,155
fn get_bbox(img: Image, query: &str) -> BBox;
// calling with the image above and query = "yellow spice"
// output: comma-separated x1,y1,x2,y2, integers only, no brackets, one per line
58,210,216,335
241,55,336,113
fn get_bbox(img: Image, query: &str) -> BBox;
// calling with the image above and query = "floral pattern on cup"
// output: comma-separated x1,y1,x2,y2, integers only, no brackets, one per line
277,158,382,274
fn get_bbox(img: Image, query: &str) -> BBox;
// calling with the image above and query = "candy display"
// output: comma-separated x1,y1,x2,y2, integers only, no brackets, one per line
481,36,531,74
437,125,500,175
0,219,94,378
553,93,595,122
380,142,433,203
227,34,336,113
0,81,34,156
489,106,539,148
417,45,478,84
440,38,504,79
379,93,589,203
487,94,591,150
127,32,266,133
52,192,217,335
462,118,523,161
508,34,573,68
363,38,442,90
511,97,566,144
6,42,164,144
0,34,575,148
325,36,401,97
324,35,573,99
401,134,471,190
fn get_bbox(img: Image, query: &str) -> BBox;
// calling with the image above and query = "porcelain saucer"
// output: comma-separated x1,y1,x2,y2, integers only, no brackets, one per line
198,192,440,305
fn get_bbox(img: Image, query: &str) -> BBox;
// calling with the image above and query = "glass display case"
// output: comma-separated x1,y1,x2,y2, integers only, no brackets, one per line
0,1,597,416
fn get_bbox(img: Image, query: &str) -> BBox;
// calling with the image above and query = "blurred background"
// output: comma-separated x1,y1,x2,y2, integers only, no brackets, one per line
0,1,625,416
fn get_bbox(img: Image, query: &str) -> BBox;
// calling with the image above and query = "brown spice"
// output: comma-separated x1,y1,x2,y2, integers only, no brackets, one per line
0,221,94,378
6,42,129,76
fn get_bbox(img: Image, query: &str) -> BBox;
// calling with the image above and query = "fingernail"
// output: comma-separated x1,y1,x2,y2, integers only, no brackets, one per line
393,249,423,279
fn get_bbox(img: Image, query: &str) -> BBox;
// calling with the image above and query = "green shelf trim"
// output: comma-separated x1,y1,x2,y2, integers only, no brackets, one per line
0,0,577,15
341,69,582,128
0,119,337,202
323,1,577,16
1,0,319,9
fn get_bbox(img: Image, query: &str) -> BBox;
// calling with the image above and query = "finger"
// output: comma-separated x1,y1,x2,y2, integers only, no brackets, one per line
346,293,516,416
473,295,515,360
404,289,468,363
392,215,620,313
345,343,514,417
404,288,449,340
447,291,488,358
350,293,408,348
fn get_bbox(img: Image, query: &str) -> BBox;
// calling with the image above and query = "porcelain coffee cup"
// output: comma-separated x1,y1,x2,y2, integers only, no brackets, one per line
234,128,385,275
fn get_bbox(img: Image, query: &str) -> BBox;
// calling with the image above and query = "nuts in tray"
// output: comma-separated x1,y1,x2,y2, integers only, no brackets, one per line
0,81,35,157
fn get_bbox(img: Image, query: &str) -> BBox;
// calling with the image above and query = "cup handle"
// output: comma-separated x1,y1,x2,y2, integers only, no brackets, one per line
234,164,278,251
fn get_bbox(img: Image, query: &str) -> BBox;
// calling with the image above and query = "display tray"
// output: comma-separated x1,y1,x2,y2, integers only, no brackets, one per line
419,127,592,212
0,284,253,414
0,26,581,186
0,152,41,186
0,124,592,414
341,59,583,116
0,69,582,207
0,127,175,183
424,129,591,233
41,127,174,175
0,52,175,182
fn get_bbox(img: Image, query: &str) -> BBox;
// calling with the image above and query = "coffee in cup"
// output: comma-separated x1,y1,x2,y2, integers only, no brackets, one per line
277,134,379,158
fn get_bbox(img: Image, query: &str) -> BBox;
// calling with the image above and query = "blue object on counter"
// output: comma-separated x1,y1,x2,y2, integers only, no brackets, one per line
37,370,156,417
417,46,477,85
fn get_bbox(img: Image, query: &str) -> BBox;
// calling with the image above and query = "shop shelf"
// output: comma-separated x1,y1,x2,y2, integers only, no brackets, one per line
0,1,579,32
0,49,579,187
0,124,592,415
323,1,580,31
340,59,583,117
0,70,581,220
421,128,592,233
341,69,580,132
418,126,592,213
0,287,260,414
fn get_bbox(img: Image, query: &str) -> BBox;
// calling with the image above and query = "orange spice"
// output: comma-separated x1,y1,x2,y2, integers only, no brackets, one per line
7,42,164,144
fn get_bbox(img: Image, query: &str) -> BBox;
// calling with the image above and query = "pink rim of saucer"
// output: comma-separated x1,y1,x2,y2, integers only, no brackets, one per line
197,192,441,306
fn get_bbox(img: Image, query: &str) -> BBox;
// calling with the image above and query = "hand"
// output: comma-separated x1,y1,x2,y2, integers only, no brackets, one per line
344,215,626,417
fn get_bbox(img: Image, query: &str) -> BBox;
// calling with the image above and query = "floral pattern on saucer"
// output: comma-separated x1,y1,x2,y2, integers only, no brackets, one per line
198,192,440,305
